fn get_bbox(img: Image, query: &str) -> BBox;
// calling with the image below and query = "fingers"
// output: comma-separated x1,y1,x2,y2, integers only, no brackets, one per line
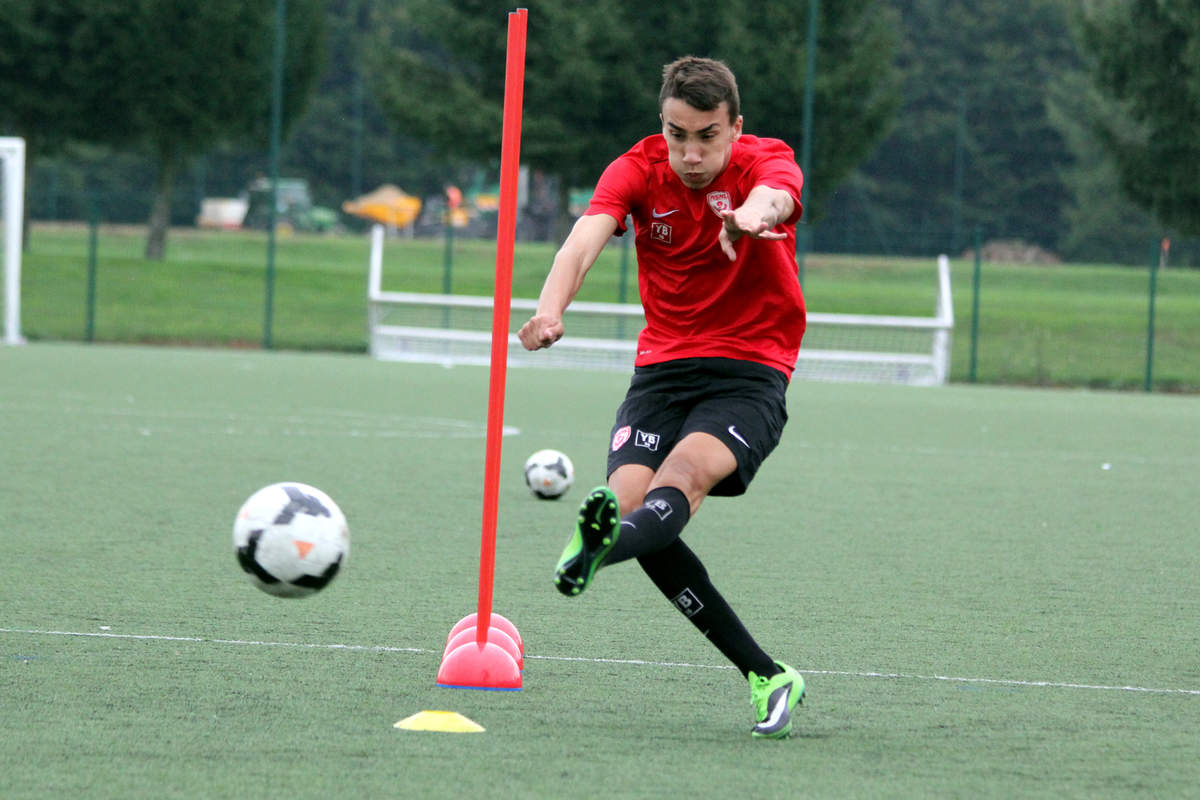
721,208,775,238
718,209,784,259
518,317,563,350
718,226,738,261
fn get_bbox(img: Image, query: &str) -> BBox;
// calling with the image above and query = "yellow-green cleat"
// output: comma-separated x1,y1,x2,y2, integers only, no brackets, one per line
553,486,619,596
749,661,805,739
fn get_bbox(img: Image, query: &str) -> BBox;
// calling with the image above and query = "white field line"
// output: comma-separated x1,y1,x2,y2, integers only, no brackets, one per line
4,627,1198,697
0,628,428,654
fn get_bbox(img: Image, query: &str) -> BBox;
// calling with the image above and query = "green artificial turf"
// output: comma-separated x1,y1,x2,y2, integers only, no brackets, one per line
3,342,1197,798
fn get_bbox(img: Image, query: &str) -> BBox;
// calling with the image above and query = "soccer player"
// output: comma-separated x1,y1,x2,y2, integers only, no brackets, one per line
517,56,807,739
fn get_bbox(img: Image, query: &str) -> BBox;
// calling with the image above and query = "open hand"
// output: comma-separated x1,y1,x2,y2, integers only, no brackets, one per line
718,208,787,260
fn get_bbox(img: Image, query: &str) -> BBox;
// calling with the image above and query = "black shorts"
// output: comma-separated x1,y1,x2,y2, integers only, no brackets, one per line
606,357,789,497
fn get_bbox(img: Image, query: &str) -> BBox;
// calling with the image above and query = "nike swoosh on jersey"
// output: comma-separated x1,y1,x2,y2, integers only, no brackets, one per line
651,208,678,218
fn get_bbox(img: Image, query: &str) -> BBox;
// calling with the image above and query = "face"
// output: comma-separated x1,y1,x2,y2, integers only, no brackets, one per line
661,97,742,189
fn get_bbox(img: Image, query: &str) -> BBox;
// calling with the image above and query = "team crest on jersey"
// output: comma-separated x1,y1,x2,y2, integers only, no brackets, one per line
650,221,672,244
706,191,732,217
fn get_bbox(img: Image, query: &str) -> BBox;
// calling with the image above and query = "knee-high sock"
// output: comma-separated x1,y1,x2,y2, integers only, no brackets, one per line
637,538,778,679
602,486,690,566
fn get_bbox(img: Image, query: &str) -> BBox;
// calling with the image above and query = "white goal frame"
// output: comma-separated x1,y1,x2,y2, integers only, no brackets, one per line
366,224,955,385
1,137,25,346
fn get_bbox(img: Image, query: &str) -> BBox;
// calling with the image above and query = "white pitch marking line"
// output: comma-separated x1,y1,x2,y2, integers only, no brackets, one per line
799,669,1200,695
4,627,1199,697
0,628,427,654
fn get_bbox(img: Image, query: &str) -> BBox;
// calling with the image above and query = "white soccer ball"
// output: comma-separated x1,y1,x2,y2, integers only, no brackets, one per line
233,482,349,598
523,449,575,500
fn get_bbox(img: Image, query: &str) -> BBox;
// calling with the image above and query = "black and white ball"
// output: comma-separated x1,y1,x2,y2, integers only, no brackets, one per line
233,482,349,598
523,449,575,500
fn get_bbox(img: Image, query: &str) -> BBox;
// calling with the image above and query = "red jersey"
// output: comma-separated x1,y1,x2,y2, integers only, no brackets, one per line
586,134,807,377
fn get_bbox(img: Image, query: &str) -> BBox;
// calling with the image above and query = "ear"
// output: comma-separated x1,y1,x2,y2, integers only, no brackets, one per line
732,115,743,140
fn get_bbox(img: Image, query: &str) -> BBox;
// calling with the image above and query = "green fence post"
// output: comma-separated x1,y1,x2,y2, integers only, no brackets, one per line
85,195,99,342
263,0,286,350
796,0,818,290
442,218,454,329
968,227,982,383
1144,239,1164,393
442,218,454,295
617,218,631,339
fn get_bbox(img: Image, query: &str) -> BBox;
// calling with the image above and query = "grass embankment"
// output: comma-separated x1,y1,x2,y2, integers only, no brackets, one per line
15,223,1200,390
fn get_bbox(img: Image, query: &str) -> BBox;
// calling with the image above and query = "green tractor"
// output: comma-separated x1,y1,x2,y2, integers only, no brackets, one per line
243,177,338,233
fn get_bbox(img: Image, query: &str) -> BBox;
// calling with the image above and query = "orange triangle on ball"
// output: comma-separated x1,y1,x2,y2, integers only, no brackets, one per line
293,540,315,559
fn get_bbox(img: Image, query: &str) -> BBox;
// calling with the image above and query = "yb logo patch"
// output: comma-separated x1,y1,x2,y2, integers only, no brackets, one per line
635,430,660,451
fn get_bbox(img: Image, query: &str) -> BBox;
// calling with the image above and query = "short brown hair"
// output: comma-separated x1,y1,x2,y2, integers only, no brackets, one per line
659,56,740,123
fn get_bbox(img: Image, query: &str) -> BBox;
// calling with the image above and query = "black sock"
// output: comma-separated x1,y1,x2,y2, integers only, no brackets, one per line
637,538,778,679
602,486,690,566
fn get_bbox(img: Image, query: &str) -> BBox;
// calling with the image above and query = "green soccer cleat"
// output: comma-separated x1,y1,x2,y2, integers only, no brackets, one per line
553,486,620,597
749,661,805,739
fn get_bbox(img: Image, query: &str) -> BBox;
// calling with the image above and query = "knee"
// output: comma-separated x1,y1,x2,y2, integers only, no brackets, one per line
608,464,654,516
618,498,641,516
650,434,734,510
649,464,711,513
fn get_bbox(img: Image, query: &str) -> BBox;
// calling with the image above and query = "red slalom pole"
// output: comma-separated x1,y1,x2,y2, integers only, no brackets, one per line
436,8,527,691
476,6,527,645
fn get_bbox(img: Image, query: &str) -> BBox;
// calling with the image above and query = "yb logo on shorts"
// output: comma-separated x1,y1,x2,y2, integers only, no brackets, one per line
635,430,660,451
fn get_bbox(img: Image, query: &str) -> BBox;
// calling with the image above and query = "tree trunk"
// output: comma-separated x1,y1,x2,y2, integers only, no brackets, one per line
144,153,177,260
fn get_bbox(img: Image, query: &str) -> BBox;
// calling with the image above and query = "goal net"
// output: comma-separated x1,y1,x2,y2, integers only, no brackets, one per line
1,137,25,346
366,225,954,385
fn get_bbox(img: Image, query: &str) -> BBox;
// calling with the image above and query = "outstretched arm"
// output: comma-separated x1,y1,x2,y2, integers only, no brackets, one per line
717,185,796,260
518,213,620,350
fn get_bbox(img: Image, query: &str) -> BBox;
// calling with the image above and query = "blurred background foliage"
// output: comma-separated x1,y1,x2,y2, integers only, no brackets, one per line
1,0,1197,264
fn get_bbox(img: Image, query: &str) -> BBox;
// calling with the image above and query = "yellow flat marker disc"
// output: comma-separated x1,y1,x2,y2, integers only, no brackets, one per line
393,710,485,733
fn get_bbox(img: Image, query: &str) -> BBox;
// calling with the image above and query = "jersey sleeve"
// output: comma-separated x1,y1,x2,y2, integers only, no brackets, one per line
585,151,646,236
747,139,805,225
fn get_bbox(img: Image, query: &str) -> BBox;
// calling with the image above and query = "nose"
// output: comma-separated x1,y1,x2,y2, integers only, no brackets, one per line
682,144,703,165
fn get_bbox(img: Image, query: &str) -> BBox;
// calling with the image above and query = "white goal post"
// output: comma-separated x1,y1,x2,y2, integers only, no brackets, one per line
366,224,955,385
1,137,25,346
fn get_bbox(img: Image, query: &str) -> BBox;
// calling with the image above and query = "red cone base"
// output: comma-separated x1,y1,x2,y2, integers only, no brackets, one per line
444,625,523,671
447,612,524,656
436,640,521,691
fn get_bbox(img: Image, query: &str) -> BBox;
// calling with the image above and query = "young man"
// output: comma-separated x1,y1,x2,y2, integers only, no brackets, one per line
517,56,807,739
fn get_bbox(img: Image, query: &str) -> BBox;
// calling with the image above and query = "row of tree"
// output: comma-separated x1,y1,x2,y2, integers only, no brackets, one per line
2,0,1197,264
1,0,325,257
